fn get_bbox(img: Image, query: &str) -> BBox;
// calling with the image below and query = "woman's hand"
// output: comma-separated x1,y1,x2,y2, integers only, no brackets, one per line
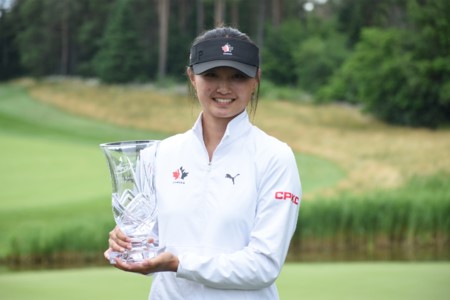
107,226,131,253
111,252,179,275
104,226,179,275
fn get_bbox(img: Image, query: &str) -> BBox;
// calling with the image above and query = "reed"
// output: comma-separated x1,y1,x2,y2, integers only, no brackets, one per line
294,173,450,260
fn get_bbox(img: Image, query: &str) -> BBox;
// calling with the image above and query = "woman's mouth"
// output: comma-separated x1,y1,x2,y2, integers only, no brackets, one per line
214,98,234,103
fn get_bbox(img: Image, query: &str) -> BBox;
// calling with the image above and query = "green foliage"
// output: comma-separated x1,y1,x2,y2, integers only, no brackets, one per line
297,173,450,253
318,28,415,106
15,0,57,76
336,0,408,46
75,0,113,76
94,0,145,83
293,33,349,93
321,0,450,128
3,0,448,128
263,20,306,85
14,0,85,76
258,80,310,102
263,16,350,97
0,5,22,79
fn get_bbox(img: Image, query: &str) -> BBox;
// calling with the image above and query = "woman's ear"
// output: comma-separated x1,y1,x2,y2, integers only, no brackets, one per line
187,67,196,88
256,68,262,83
252,69,261,91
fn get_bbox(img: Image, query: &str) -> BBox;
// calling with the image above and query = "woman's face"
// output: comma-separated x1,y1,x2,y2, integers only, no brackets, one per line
188,66,259,124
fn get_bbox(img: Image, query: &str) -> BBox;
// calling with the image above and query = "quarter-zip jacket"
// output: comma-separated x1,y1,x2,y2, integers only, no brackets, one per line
149,110,301,299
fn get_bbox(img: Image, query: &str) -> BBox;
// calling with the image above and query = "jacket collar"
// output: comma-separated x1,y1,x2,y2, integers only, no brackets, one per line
192,110,252,144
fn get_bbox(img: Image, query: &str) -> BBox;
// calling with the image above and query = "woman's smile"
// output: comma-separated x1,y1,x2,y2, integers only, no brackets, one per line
214,98,234,103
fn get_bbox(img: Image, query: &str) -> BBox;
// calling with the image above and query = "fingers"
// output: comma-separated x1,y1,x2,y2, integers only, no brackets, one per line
113,257,155,275
108,227,131,252
109,252,178,275
104,248,111,260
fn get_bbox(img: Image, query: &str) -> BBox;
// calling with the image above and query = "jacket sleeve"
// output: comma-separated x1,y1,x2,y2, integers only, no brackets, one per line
176,145,301,289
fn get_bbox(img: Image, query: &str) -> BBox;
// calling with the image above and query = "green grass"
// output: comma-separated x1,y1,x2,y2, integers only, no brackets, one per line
296,152,345,194
278,262,450,300
0,263,448,300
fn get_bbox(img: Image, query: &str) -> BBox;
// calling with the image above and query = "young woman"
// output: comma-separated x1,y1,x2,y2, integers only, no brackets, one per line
106,26,302,299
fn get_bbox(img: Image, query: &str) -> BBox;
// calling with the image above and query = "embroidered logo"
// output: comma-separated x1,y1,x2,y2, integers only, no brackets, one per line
222,43,233,55
173,166,189,184
225,173,240,185
275,191,300,205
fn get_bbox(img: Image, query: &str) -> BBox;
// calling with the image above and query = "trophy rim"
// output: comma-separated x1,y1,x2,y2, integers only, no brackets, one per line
100,140,158,150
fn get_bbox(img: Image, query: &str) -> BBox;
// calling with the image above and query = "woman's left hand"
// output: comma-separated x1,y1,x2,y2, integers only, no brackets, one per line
108,251,179,275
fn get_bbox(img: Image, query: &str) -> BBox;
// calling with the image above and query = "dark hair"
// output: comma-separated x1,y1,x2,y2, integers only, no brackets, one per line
188,27,260,115
192,27,254,45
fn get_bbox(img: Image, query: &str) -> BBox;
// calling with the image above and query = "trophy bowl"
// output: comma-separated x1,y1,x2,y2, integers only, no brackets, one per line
100,140,160,264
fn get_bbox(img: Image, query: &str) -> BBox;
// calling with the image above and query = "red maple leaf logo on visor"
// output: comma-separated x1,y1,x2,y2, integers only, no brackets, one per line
222,43,233,55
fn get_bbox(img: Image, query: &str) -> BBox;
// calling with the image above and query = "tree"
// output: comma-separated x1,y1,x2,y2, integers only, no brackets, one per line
263,19,306,85
196,0,205,34
95,0,145,83
15,0,63,76
0,1,22,80
75,0,112,76
214,0,225,27
271,0,281,27
321,0,450,127
157,0,169,79
294,33,349,93
335,0,408,46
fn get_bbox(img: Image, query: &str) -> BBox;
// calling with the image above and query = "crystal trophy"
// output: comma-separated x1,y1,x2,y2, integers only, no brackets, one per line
100,140,160,264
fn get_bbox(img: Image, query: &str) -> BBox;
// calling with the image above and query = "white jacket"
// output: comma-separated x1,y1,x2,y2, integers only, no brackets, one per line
149,111,301,299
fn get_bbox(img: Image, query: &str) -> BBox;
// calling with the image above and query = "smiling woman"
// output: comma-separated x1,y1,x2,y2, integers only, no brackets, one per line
104,26,302,300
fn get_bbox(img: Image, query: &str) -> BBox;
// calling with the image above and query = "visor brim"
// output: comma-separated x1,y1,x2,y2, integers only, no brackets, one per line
192,60,258,78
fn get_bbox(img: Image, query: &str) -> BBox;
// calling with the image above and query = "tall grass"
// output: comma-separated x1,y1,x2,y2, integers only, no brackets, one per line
294,173,450,261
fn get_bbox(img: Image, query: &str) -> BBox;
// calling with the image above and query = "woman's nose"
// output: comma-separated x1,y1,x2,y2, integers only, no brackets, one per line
217,80,231,94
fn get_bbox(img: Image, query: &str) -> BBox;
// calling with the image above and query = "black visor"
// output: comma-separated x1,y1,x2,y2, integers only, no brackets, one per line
189,38,259,77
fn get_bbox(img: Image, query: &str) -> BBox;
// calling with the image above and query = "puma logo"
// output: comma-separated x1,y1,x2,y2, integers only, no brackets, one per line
225,173,240,185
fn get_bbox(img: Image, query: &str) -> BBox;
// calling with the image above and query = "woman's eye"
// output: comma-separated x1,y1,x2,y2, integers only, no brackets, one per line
232,73,249,80
202,72,217,77
233,72,249,79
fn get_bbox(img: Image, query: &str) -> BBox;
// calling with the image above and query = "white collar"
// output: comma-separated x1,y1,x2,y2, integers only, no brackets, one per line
192,110,252,144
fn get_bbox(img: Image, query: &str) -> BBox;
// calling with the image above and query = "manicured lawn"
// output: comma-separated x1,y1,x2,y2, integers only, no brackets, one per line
1,263,449,300
278,262,450,300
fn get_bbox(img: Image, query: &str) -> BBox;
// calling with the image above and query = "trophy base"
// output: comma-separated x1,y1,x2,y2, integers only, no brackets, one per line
109,241,162,264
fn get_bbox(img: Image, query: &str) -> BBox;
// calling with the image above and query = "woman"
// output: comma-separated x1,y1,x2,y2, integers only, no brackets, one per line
106,26,302,299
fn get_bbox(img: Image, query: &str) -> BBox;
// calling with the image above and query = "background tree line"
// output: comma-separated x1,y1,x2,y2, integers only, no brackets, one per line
0,0,449,128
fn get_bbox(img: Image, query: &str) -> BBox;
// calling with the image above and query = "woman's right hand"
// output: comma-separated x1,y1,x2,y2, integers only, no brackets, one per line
104,226,131,261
